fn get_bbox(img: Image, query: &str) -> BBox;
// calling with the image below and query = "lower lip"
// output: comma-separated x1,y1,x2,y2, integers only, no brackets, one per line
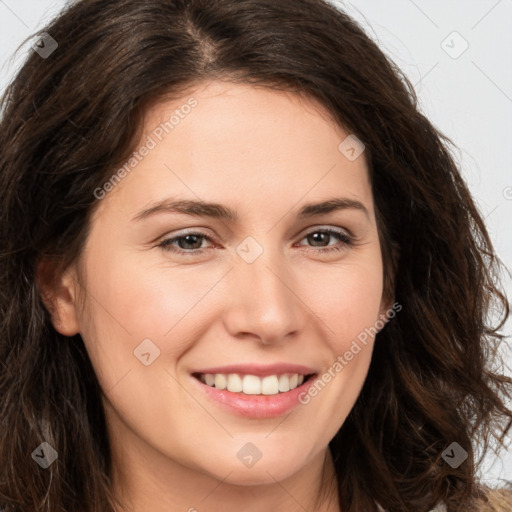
190,374,318,418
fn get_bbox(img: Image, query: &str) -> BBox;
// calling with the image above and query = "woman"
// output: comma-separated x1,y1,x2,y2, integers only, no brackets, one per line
0,0,510,511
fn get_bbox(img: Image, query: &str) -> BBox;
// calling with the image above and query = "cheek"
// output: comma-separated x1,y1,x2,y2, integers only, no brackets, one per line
310,257,384,348
299,267,383,439
300,256,383,405
74,253,203,392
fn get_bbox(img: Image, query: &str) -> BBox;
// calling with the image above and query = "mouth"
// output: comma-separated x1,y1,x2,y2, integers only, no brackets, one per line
192,372,317,395
190,371,318,418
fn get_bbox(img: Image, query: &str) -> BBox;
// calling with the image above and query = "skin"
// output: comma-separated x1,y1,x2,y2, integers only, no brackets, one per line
40,79,391,512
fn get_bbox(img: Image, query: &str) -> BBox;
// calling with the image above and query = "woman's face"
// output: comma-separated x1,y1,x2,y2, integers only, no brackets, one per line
52,80,389,488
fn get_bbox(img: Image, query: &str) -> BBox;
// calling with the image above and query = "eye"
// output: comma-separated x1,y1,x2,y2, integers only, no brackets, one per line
157,231,215,255
295,227,354,255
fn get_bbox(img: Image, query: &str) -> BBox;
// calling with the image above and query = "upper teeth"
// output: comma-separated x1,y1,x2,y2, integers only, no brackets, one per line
199,373,306,395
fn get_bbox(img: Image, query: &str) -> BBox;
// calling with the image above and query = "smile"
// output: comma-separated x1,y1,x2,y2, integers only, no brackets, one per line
190,370,318,418
194,372,315,395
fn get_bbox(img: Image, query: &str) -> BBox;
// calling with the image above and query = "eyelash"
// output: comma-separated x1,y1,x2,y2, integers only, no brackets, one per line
156,228,354,257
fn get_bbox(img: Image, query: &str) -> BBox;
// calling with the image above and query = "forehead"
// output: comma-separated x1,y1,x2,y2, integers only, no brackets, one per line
93,80,374,221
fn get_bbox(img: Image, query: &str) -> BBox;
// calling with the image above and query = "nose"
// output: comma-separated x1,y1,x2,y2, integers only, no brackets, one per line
222,241,307,346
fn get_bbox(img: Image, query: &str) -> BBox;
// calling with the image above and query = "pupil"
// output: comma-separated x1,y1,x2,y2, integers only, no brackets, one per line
180,235,201,249
309,232,328,247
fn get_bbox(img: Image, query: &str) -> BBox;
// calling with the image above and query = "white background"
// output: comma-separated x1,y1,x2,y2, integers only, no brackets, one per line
1,0,510,486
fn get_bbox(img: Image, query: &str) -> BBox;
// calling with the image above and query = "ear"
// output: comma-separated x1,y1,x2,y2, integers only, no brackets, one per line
377,293,400,331
378,241,400,326
378,295,394,319
35,258,81,336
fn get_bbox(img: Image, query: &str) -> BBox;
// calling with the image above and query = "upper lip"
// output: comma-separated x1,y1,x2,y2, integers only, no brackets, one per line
191,363,317,377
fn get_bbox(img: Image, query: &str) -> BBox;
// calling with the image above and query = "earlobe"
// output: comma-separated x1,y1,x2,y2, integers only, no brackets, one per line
35,258,81,336
377,295,397,330
379,298,393,318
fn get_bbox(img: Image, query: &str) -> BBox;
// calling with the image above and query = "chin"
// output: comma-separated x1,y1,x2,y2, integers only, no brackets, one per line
203,450,308,486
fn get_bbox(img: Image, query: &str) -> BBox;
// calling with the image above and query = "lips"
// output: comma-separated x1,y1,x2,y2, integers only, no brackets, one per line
189,363,318,418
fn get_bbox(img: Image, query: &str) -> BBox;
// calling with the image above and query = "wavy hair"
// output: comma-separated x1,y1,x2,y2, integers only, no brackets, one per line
0,0,511,511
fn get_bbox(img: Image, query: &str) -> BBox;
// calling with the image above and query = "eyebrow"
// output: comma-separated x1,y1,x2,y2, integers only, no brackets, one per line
132,196,370,222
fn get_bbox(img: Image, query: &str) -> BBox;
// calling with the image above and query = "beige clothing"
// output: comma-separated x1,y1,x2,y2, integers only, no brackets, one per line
377,503,447,512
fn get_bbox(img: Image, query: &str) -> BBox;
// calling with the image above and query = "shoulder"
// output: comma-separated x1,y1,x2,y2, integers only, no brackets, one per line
442,486,512,512
472,487,512,512
377,487,512,512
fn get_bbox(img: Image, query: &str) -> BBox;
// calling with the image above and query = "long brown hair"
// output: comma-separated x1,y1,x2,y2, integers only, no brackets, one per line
0,1,510,510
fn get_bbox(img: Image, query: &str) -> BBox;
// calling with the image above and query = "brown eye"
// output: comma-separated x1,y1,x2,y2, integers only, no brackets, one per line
157,232,214,255
297,228,353,254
